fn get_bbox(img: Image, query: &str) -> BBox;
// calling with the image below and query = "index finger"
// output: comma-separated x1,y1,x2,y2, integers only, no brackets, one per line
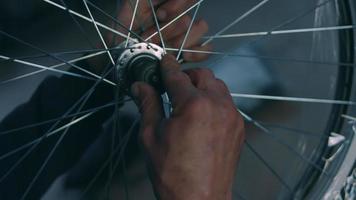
160,54,196,107
156,0,197,21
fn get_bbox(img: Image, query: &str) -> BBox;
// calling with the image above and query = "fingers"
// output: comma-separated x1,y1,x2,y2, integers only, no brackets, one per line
160,55,195,106
182,44,212,62
156,0,197,22
184,68,215,90
117,0,160,33
131,82,164,140
142,15,192,43
184,68,231,97
171,19,208,48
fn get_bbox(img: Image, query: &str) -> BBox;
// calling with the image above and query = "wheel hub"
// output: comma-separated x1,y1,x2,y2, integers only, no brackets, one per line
116,41,165,94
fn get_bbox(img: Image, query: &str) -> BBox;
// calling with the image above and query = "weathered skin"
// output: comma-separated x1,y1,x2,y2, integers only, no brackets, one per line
132,55,245,200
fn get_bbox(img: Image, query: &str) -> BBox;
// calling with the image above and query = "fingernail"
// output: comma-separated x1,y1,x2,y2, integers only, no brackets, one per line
157,10,166,21
131,83,140,99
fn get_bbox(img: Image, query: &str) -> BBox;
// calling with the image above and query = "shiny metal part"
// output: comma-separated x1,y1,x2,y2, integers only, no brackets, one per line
116,41,165,93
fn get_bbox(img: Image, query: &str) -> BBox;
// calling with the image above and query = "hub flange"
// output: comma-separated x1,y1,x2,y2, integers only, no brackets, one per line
116,42,165,94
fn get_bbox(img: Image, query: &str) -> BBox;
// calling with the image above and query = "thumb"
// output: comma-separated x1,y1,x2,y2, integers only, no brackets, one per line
131,82,164,146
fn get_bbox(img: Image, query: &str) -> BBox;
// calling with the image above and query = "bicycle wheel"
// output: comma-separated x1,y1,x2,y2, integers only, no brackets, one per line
0,0,355,199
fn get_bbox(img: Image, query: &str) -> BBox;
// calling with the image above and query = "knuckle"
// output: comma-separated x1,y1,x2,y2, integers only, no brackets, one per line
215,78,229,91
185,95,213,114
180,15,192,28
164,1,181,13
198,68,214,78
198,19,209,33
166,72,190,84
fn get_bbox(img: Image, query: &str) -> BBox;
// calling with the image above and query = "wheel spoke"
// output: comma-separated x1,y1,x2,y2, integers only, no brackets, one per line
145,0,204,41
0,67,118,162
0,46,129,62
0,55,94,81
204,25,356,40
230,93,356,106
201,0,338,71
80,118,139,199
176,2,202,60
202,0,270,46
0,51,107,86
239,110,329,176
19,112,93,200
245,141,293,193
166,47,356,68
125,0,140,47
147,0,166,52
0,100,132,136
0,30,117,85
342,114,356,121
19,63,117,199
59,0,95,48
105,118,139,199
244,0,336,47
0,64,114,200
42,0,132,41
83,0,116,66
259,122,328,139
85,0,144,42
0,112,93,183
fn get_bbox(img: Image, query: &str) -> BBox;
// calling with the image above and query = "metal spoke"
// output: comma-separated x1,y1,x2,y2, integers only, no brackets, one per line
0,67,119,173
202,0,270,46
0,64,113,200
59,0,95,48
0,113,93,183
0,46,136,86
202,0,337,70
147,0,166,52
0,30,116,85
259,122,328,139
19,63,116,200
204,25,356,40
145,0,204,41
231,93,356,106
244,0,336,48
342,114,356,121
0,55,94,81
42,0,132,41
85,0,145,42
105,118,139,200
166,47,356,68
0,100,131,136
0,66,119,162
176,2,201,60
125,0,140,47
0,46,128,62
245,141,293,193
82,0,116,66
80,118,139,199
0,52,103,86
238,110,329,176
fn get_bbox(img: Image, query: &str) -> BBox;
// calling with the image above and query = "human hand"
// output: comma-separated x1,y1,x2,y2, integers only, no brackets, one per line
131,55,245,200
113,0,211,62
